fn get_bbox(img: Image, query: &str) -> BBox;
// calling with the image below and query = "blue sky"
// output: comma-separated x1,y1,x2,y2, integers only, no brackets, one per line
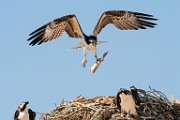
0,1,179,119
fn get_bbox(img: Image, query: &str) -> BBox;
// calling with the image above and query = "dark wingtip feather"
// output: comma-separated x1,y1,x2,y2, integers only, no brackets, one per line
29,24,47,36
138,16,158,21
133,12,158,21
132,12,154,17
138,26,147,29
29,42,35,46
37,40,44,45
28,24,46,45
27,31,44,41
151,18,158,21
28,34,44,46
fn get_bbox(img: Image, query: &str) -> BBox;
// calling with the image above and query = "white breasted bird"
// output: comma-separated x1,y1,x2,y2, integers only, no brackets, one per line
116,88,140,117
14,101,36,120
28,10,157,67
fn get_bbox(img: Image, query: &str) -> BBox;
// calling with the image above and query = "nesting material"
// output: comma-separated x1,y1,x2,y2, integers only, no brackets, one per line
90,51,109,73
40,86,180,120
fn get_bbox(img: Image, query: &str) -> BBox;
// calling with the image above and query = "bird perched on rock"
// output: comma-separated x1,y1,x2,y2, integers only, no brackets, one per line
116,88,140,117
28,10,157,67
14,101,36,120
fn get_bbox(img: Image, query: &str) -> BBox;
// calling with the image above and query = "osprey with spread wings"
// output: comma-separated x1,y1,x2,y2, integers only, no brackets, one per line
28,10,157,67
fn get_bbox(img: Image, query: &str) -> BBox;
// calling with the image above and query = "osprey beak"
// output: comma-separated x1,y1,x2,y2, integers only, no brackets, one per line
25,101,29,105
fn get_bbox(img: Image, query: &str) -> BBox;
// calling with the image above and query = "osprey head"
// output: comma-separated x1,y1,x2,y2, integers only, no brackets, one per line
18,101,29,112
88,35,97,46
119,88,131,95
130,86,137,91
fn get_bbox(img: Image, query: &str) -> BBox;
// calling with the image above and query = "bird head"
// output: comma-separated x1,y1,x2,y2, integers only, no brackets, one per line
119,88,130,95
18,101,29,111
89,35,97,40
89,35,97,46
130,86,138,91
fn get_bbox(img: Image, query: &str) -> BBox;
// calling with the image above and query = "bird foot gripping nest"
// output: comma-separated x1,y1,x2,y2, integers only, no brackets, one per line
90,51,109,73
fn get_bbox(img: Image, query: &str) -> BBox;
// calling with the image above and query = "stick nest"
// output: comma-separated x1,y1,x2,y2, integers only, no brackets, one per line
40,86,180,120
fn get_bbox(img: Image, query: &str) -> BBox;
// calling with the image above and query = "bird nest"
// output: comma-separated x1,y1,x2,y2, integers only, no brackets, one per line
40,86,180,120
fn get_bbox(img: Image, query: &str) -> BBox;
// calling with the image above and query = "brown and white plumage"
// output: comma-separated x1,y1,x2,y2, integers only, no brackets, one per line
116,88,139,117
28,10,157,67
28,15,84,46
93,10,157,36
14,101,36,120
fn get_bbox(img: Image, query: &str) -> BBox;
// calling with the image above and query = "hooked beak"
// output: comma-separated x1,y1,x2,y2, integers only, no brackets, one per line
25,101,29,105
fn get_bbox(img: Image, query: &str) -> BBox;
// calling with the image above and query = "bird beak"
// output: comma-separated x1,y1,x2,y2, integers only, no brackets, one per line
25,101,29,105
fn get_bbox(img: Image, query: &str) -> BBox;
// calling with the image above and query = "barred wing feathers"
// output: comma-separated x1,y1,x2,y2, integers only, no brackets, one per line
93,10,158,36
28,14,84,46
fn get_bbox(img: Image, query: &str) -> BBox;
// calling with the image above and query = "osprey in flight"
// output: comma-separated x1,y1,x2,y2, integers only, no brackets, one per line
28,10,157,67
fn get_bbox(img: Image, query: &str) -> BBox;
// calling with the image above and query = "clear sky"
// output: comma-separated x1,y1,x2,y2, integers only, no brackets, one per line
0,1,180,119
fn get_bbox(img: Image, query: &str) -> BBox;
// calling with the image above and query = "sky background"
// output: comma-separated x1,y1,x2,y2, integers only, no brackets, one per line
0,1,179,119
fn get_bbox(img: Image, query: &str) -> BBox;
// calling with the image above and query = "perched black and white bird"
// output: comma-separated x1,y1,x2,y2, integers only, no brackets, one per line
28,10,157,67
116,88,140,117
14,101,36,120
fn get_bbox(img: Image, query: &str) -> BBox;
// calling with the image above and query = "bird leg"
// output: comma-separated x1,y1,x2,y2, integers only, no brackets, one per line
82,48,87,67
121,110,131,118
120,110,125,117
94,49,100,62
82,59,87,67
126,111,131,118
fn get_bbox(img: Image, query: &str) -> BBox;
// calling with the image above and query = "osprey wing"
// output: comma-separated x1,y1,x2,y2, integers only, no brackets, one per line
28,14,84,46
116,90,121,109
14,110,19,120
28,109,36,120
93,10,157,36
130,86,141,105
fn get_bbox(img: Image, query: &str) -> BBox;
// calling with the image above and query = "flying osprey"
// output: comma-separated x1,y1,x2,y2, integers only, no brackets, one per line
116,88,141,117
28,10,157,67
14,101,36,120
